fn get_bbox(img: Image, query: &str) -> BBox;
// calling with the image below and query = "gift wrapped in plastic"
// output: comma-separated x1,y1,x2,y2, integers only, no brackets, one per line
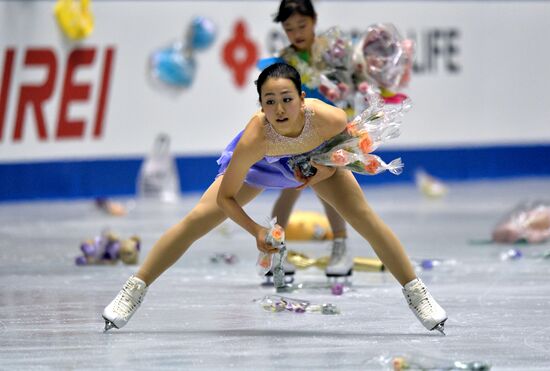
256,295,340,315
354,23,414,101
492,201,550,244
380,353,491,371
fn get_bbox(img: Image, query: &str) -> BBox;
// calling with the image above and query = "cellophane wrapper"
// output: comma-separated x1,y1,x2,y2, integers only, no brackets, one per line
291,90,409,177
256,218,285,275
492,200,550,244
309,24,414,118
354,23,415,95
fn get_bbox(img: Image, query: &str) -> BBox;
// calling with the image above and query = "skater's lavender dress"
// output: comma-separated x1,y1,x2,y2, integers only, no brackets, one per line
217,107,324,189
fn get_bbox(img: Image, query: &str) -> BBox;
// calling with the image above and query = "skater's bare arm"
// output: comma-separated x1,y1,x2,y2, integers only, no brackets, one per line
309,98,348,140
217,118,279,254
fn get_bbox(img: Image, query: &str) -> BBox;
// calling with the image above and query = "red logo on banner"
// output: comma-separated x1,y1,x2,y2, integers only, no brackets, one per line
222,20,258,88
0,46,115,143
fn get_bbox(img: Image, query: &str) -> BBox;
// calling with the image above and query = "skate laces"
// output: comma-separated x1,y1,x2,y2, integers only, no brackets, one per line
329,239,346,263
113,278,146,316
405,283,434,318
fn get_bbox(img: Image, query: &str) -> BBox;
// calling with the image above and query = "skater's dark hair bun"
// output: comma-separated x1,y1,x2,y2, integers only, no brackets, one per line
255,63,302,102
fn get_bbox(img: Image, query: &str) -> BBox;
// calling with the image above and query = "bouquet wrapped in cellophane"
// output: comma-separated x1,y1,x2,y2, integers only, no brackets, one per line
311,24,414,118
353,23,415,103
271,23,414,120
290,89,408,178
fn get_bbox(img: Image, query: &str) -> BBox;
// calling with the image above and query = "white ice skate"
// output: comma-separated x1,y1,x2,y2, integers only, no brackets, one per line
325,238,353,279
402,278,447,335
102,275,148,331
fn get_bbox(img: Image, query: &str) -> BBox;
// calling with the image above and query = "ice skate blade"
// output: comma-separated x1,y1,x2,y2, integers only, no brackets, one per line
432,320,446,335
275,284,296,293
264,271,296,277
325,269,353,279
103,318,118,332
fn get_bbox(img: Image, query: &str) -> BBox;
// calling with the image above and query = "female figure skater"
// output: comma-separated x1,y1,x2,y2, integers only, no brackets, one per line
102,63,447,334
270,0,353,278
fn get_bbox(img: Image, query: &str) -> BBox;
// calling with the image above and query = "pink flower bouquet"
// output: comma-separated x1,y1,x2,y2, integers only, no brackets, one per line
290,95,406,178
354,23,415,97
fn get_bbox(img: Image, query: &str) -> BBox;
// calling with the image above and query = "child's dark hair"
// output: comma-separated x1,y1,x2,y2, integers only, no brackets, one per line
273,0,317,23
255,63,302,102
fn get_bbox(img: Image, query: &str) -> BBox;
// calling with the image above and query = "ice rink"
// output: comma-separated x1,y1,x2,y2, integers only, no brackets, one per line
1,178,549,370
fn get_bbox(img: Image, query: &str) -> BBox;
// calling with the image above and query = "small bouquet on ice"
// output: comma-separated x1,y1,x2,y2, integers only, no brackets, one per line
256,218,286,276
381,353,491,371
256,295,340,315
290,90,407,179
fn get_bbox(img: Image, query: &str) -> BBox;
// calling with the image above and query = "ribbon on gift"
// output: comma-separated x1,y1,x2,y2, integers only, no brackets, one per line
286,250,384,272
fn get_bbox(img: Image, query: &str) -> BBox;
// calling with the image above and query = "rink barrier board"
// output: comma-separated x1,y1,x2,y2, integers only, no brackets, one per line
1,143,549,202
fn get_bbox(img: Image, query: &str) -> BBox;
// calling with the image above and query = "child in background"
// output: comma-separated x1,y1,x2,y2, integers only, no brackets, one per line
270,0,353,279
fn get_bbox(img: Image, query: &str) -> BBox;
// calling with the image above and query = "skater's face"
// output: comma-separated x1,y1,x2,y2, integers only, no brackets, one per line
282,13,316,52
260,77,305,137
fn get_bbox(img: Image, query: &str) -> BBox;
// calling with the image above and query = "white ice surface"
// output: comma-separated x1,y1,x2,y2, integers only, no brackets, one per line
1,178,549,370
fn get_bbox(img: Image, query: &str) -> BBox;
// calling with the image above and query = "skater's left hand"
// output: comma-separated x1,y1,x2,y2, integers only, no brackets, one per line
256,227,281,254
294,161,336,190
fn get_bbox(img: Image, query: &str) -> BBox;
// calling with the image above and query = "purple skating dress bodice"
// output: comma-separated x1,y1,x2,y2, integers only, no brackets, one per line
216,107,324,189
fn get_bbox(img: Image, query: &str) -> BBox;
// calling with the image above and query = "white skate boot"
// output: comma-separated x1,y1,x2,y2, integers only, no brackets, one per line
402,278,447,334
102,275,148,331
325,238,354,278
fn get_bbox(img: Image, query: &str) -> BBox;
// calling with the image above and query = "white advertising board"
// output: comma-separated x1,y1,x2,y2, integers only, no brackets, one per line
1,1,549,163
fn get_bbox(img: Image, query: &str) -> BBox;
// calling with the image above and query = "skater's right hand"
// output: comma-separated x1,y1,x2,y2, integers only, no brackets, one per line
294,162,336,190
256,227,281,254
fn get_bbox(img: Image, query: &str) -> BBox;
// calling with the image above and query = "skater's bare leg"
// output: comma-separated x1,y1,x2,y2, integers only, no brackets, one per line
313,171,447,332
319,198,347,238
271,188,302,228
311,169,416,286
137,177,262,285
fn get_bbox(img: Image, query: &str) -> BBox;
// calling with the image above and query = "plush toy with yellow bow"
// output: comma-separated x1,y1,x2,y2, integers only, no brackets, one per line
285,211,334,241
286,250,384,272
54,0,94,40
